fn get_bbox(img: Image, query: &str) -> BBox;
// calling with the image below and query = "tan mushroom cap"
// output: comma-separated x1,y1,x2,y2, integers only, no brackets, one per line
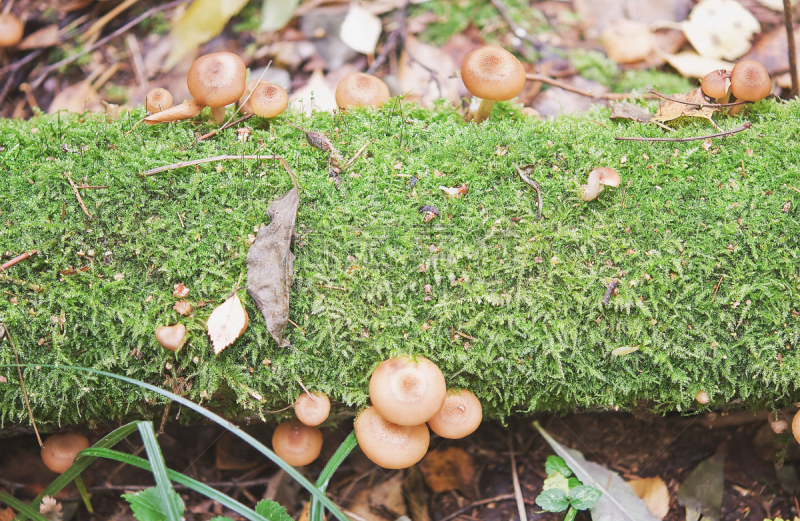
792,412,800,445
187,52,247,108
335,73,390,108
250,82,289,118
354,407,429,469
41,433,90,474
145,88,174,113
461,45,526,101
155,324,186,352
294,391,331,427
0,13,24,47
272,420,323,467
730,60,771,102
369,356,446,426
701,70,731,100
580,167,621,201
427,389,483,439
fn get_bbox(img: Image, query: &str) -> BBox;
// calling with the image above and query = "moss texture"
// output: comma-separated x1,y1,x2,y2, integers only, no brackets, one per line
1,99,799,427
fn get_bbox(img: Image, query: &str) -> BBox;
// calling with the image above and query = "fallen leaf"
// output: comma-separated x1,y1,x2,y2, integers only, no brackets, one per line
611,345,640,356
18,25,59,50
398,35,462,106
609,102,652,123
48,82,101,114
628,477,670,520
340,4,382,55
651,87,716,126
659,51,733,79
602,19,654,64
742,24,800,75
173,283,190,298
289,69,338,115
348,472,407,521
678,447,724,521
0,507,14,521
681,0,760,60
439,184,468,198
247,174,299,348
418,447,476,496
418,205,439,223
173,301,192,315
534,421,660,521
207,293,249,354
260,0,300,32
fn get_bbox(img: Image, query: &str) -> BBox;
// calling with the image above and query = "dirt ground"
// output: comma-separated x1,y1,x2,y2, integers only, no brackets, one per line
2,410,797,520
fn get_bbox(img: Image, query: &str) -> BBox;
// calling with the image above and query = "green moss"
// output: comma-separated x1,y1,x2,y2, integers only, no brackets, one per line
0,100,799,427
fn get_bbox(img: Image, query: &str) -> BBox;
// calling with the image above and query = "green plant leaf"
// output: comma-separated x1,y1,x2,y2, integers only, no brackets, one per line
545,455,572,477
567,477,582,489
259,0,299,32
255,500,291,521
137,423,184,521
535,488,570,512
310,431,358,521
678,447,725,521
542,473,570,494
122,487,184,521
81,448,271,521
0,490,49,521
568,485,603,510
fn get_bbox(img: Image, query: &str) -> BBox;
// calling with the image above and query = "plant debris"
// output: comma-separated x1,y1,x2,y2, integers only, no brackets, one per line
207,293,249,354
418,205,439,223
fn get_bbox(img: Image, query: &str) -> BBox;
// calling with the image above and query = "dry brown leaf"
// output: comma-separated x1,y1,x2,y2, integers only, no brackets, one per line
628,477,670,519
440,184,468,198
18,25,60,50
681,0,760,60
207,293,249,354
0,507,15,521
173,283,190,298
173,300,192,315
48,82,101,114
602,19,654,64
348,472,407,521
609,102,652,123
418,447,476,496
651,87,716,126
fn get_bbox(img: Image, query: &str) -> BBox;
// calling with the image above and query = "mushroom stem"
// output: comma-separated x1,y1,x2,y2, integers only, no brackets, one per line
210,106,226,124
143,100,204,125
471,98,497,123
74,473,94,513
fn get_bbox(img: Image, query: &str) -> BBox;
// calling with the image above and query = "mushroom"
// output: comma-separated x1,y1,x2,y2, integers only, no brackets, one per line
353,406,429,469
143,100,204,125
461,45,526,123
294,391,330,427
730,60,771,102
238,80,261,116
369,355,446,426
579,167,621,201
272,420,323,467
0,13,24,47
144,88,174,113
187,52,247,123
41,432,90,474
155,324,186,352
792,412,800,445
249,82,289,119
427,389,482,439
334,73,390,109
770,410,788,435
700,69,731,104
695,390,710,404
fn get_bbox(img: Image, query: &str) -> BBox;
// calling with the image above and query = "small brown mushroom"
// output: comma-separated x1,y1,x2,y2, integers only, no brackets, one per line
155,324,186,352
272,420,323,467
700,69,731,104
461,45,526,123
294,391,330,427
145,88,174,113
579,167,621,201
187,52,247,123
0,13,24,47
249,82,289,119
695,390,710,404
335,73,390,109
792,412,800,445
427,389,482,439
770,410,789,434
730,60,771,102
41,433,90,474
369,355,446,426
354,406,429,469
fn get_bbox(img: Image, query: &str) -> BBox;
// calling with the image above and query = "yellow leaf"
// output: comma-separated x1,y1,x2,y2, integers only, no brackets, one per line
207,293,249,354
651,87,716,127
627,477,669,520
164,0,249,70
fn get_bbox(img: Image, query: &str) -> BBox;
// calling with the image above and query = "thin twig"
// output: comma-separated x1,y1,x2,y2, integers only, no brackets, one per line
176,211,184,228
342,141,370,170
1,250,36,271
791,186,800,194
77,185,109,189
4,327,43,447
140,154,284,176
647,89,746,108
454,330,478,341
28,0,186,89
296,378,316,402
439,494,536,521
81,0,139,43
194,114,254,143
615,122,751,142
287,318,305,333
514,163,543,220
64,172,92,219
785,0,799,98
366,3,408,75
525,73,659,100
712,276,724,303
602,279,619,306
508,429,528,521
318,285,346,291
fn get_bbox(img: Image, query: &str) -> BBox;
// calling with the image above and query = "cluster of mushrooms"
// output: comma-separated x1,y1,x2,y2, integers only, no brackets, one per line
270,356,482,470
700,60,771,114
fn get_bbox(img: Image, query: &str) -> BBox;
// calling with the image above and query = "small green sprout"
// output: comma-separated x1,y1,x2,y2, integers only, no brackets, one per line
535,455,602,521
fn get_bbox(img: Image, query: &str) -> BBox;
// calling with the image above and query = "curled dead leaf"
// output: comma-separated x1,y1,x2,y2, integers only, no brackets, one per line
207,293,249,354
173,283,190,298
440,184,468,198
173,300,192,315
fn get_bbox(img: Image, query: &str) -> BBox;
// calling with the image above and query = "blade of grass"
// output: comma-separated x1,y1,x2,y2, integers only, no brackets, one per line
16,421,141,521
137,422,183,521
0,491,49,521
1,364,349,521
80,448,272,521
310,431,358,521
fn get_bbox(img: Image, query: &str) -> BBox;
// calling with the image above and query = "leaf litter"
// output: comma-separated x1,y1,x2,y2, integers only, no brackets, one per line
207,293,249,354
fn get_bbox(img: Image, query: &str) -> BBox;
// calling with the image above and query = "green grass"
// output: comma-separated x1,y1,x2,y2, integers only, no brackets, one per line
0,99,799,427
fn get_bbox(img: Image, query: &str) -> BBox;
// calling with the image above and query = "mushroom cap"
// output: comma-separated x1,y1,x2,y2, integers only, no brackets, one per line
250,82,289,118
187,52,247,108
792,412,800,445
461,45,526,101
695,390,710,404
427,389,483,439
272,420,323,467
335,73,390,108
354,407,429,469
145,88,174,113
0,13,24,47
155,324,186,352
580,167,620,201
238,80,260,116
701,69,731,99
369,356,446,426
294,391,331,427
41,433,90,474
730,60,771,102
